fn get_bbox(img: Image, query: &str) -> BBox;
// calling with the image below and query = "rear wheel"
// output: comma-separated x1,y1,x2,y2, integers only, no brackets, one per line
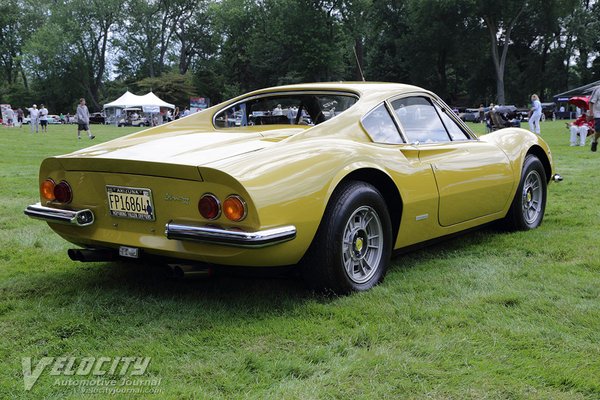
301,181,392,293
503,154,547,230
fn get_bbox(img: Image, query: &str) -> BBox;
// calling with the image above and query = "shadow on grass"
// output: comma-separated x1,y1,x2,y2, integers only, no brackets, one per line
4,225,502,320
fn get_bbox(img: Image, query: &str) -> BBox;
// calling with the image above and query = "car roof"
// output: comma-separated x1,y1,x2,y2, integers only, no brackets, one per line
240,82,428,105
256,81,419,92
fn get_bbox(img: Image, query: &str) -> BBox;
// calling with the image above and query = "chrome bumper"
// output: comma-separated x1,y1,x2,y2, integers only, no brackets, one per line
24,203,95,227
165,220,296,248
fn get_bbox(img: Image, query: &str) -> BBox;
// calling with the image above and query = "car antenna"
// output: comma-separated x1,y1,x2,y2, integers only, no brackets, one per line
353,45,366,82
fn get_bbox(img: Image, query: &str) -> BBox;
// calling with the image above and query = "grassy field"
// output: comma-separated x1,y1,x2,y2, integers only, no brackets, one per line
0,121,599,399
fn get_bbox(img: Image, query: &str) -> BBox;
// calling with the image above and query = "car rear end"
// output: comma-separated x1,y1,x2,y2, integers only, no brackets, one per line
25,156,299,266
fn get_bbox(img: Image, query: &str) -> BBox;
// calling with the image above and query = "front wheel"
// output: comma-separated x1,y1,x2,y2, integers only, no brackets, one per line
301,181,392,293
503,154,547,230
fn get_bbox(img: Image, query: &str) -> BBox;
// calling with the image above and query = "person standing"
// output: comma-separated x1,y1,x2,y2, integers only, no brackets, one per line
16,107,24,127
5,106,14,127
272,104,283,116
39,104,49,133
528,94,542,134
76,98,95,140
28,104,39,134
589,85,600,152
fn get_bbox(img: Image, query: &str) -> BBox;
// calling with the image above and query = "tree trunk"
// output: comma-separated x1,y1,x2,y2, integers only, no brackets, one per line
484,4,525,104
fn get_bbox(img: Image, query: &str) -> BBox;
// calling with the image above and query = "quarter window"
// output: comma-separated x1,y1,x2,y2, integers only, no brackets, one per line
436,104,470,140
361,104,403,144
391,97,450,144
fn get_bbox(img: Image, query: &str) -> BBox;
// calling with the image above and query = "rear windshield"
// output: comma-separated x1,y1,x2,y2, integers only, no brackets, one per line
214,92,358,128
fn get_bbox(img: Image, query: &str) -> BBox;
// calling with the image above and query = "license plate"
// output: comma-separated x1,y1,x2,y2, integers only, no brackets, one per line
119,246,140,258
106,185,155,221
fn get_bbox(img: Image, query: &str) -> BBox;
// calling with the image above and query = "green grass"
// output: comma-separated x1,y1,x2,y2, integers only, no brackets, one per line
1,121,599,399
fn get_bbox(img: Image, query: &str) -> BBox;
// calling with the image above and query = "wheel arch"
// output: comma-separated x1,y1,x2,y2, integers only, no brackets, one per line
526,145,552,183
332,168,403,243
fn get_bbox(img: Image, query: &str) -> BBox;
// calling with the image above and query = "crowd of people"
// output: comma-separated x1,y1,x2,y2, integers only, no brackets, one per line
475,86,600,152
1,98,196,140
1,104,74,130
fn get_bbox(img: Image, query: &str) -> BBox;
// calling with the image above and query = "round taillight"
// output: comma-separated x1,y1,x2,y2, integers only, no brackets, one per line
41,179,56,201
223,195,247,222
198,194,220,220
54,180,73,204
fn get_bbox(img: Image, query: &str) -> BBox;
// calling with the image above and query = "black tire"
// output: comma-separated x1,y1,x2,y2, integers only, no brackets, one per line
301,181,393,293
503,154,547,230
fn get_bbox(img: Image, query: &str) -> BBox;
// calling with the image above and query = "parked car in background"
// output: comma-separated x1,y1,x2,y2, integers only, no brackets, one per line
23,115,61,124
89,112,106,124
47,115,62,124
460,108,483,123
24,82,561,293
541,102,556,121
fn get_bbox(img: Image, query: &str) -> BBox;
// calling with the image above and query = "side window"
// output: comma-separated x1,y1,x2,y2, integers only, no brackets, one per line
435,104,470,140
391,97,450,144
361,104,403,144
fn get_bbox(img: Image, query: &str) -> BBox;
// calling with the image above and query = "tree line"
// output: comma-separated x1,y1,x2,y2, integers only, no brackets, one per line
0,0,598,113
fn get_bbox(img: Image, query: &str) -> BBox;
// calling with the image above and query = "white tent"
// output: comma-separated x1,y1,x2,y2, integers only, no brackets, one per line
139,92,175,110
103,91,175,125
103,91,175,110
103,91,142,109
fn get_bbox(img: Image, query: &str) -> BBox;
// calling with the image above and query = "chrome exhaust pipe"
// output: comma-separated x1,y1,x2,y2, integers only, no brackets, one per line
167,264,213,279
552,174,563,182
68,248,116,262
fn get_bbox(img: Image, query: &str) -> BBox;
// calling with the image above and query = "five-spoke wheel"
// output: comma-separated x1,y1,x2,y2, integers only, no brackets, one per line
504,154,547,230
301,181,392,293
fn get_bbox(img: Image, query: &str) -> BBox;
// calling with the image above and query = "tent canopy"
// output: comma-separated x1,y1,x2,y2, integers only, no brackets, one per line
103,91,175,110
553,80,600,102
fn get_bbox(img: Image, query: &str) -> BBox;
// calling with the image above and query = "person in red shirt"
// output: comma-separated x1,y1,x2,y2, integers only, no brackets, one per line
568,113,594,146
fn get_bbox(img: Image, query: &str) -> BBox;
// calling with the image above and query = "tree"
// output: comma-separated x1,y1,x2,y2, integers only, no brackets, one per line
0,0,43,89
134,71,197,107
363,0,410,83
479,0,527,104
45,0,124,109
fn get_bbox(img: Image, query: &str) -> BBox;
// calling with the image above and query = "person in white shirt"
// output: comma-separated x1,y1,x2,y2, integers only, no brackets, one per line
28,104,39,133
39,104,49,133
528,94,542,134
5,106,14,127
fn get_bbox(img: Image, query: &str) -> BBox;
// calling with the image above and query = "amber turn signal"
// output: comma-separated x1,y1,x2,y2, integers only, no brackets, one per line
223,195,247,222
41,179,56,201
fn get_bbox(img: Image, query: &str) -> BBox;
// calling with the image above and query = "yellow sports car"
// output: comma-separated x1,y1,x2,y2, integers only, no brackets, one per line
25,83,561,293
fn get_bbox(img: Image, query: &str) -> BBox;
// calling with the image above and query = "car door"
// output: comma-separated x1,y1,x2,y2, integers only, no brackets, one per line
390,95,514,227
